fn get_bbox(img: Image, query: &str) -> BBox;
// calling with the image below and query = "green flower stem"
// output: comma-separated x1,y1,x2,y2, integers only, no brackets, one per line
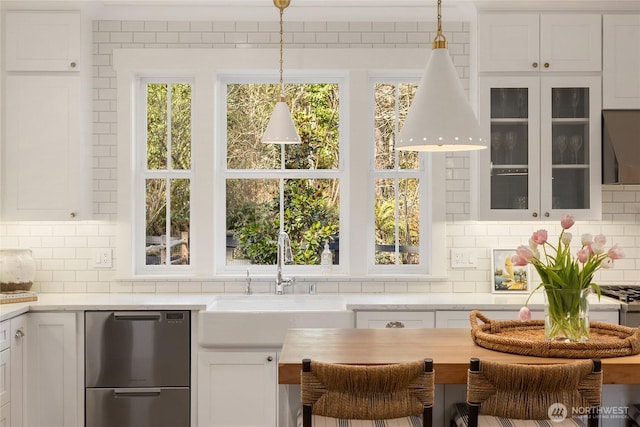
544,288,589,342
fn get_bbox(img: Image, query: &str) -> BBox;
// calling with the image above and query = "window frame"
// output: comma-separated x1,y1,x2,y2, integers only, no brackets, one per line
114,48,447,280
216,73,347,275
135,77,195,276
369,77,430,274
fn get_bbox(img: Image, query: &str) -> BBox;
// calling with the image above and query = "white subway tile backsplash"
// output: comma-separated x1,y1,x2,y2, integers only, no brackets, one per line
1,17,637,297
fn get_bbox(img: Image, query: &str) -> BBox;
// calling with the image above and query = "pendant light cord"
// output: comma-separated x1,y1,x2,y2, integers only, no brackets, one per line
278,6,285,100
432,0,447,49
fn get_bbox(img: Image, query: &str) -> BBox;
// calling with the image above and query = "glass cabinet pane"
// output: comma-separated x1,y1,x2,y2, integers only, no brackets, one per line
550,87,590,210
489,88,529,210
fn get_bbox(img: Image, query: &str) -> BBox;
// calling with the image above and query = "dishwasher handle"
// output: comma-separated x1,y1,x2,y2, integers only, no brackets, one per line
114,388,162,397
113,311,162,321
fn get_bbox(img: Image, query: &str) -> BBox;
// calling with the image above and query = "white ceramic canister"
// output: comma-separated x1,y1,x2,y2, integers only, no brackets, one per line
0,248,36,292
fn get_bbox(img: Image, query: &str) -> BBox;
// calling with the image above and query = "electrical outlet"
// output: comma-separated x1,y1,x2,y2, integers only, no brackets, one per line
450,249,476,268
94,249,113,268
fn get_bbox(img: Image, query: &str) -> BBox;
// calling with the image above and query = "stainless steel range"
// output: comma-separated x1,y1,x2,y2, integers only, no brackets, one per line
599,285,640,327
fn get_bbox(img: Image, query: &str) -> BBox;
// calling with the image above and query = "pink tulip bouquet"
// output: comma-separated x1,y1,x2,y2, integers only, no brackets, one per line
515,214,624,341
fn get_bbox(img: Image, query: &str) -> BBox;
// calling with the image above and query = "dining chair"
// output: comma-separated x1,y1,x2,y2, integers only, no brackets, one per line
300,358,434,427
452,358,602,427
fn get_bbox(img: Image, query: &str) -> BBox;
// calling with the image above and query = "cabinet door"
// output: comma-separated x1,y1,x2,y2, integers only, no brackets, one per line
477,76,541,221
198,351,277,427
0,402,9,427
478,13,601,73
603,15,640,109
478,14,539,72
356,311,435,328
540,76,601,220
10,315,26,427
25,313,78,427
4,76,83,220
5,11,81,72
0,321,8,351
0,348,9,409
539,14,601,72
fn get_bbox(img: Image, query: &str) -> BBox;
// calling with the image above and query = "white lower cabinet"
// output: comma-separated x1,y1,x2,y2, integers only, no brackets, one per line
198,350,277,427
0,345,9,427
25,312,78,427
355,311,435,328
10,315,26,427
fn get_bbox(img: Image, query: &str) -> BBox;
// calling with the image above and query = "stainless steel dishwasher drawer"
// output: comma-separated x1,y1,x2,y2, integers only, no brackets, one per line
85,387,190,427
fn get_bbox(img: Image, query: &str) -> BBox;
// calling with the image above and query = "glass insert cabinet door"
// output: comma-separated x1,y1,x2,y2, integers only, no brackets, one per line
477,76,601,221
540,76,601,221
477,76,541,221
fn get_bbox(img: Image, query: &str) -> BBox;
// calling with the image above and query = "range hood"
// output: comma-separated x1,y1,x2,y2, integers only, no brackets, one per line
602,110,640,185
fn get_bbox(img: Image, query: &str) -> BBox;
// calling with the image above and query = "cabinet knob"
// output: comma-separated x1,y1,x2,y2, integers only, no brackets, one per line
70,212,76,218
543,62,550,69
385,321,405,328
70,61,77,68
532,212,538,218
267,356,273,362
15,329,24,339
544,212,550,217
532,62,538,68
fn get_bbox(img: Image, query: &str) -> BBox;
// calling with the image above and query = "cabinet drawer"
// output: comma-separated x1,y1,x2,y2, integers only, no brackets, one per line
356,311,435,329
436,310,529,328
436,309,619,328
0,321,9,351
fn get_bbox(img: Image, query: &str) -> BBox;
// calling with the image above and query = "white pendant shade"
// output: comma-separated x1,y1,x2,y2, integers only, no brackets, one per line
261,100,301,144
396,49,487,151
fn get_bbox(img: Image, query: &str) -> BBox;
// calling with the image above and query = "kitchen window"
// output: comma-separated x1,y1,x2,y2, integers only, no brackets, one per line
116,49,446,278
223,80,342,271
138,79,193,273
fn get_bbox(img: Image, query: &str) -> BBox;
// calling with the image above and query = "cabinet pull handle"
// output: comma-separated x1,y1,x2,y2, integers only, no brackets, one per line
15,329,24,339
267,356,273,362
543,62,550,69
385,321,405,328
532,212,538,218
114,312,162,321
114,388,161,397
532,62,538,68
544,212,550,217
70,212,76,218
70,62,77,68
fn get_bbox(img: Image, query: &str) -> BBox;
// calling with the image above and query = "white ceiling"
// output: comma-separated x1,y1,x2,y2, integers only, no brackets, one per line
2,0,640,21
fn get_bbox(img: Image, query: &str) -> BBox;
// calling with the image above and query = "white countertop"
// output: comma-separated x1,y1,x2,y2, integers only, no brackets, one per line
0,292,620,322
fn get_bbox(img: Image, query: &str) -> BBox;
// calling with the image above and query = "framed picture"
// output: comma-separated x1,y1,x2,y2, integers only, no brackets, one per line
491,248,531,293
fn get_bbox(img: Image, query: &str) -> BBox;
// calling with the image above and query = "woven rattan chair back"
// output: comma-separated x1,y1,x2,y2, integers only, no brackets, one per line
301,358,434,427
466,358,602,427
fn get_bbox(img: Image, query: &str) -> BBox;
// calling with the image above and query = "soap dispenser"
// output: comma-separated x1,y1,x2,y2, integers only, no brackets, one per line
321,241,332,274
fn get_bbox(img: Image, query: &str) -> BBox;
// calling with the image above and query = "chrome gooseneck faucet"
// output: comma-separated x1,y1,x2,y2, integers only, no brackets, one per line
275,231,295,294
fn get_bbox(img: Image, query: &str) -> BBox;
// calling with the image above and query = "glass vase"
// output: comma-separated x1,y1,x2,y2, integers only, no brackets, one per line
0,248,36,292
544,287,590,342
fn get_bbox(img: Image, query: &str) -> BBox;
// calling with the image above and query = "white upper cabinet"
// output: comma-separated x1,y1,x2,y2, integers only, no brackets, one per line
476,76,602,221
478,13,602,73
603,14,640,109
3,76,84,220
5,11,81,72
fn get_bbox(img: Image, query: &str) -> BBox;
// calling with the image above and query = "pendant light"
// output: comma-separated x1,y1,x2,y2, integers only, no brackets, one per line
396,0,486,152
261,0,301,144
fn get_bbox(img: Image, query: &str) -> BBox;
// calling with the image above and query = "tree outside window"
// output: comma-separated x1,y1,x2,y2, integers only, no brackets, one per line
144,81,192,266
225,83,340,266
373,82,422,266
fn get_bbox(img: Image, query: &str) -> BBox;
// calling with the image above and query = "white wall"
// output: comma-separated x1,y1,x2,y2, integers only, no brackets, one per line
0,15,638,294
